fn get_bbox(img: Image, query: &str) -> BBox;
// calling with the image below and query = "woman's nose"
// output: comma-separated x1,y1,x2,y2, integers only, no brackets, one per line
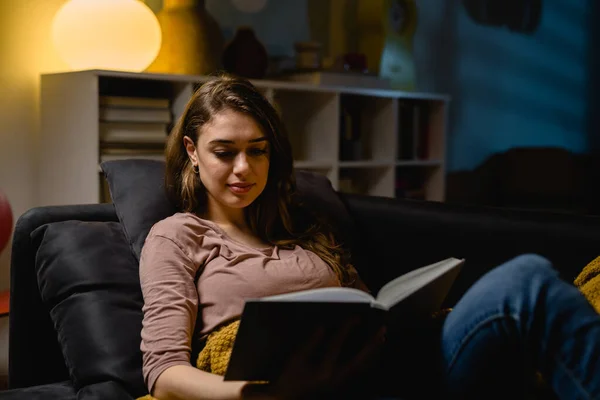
233,153,250,175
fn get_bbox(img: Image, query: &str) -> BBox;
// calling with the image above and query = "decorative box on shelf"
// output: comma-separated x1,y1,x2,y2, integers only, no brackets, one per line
40,70,449,206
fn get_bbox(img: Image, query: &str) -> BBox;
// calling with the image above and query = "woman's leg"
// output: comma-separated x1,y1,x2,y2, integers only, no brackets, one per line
441,254,600,400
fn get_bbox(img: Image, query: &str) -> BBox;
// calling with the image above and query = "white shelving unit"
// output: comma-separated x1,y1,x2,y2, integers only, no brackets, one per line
39,70,450,206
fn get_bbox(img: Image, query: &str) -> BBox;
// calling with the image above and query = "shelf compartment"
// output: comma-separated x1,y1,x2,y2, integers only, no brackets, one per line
98,75,175,100
272,90,339,164
397,99,447,162
339,94,396,162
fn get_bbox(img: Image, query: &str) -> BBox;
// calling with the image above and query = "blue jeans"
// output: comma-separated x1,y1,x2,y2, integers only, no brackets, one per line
439,254,600,400
372,254,600,400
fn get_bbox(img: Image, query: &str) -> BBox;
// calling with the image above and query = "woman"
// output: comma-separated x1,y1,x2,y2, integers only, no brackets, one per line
139,75,600,400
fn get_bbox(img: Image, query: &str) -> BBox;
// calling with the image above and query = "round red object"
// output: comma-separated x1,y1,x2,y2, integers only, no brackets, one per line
0,191,13,253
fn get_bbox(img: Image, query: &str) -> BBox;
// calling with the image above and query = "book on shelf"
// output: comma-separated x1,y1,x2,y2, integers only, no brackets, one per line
398,102,430,161
398,102,415,160
338,177,356,194
224,257,464,382
99,122,169,145
413,105,430,160
339,96,364,161
99,146,165,163
99,96,170,109
99,152,166,163
99,107,172,124
100,174,111,203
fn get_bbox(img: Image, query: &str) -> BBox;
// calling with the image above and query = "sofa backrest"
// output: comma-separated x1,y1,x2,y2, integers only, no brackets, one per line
342,194,600,307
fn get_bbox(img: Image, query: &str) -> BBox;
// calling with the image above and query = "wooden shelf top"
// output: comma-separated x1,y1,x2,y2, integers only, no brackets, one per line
41,69,451,102
293,161,334,169
339,160,394,168
395,159,443,167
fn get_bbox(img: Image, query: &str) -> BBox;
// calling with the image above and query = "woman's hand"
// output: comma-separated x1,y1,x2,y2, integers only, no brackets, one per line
264,318,387,400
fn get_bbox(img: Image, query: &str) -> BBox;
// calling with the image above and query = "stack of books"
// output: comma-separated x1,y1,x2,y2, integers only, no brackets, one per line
98,96,172,164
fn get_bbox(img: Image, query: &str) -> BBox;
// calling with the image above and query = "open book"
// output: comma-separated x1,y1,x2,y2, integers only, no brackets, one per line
224,257,464,382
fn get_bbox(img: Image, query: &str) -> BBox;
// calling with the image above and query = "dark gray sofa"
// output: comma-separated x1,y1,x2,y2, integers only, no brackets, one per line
3,160,599,399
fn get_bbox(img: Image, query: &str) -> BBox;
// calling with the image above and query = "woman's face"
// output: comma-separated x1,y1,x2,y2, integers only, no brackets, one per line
185,109,270,217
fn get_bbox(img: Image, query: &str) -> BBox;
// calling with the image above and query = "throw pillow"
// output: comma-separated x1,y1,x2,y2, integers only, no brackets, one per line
33,220,148,398
100,160,177,261
100,159,356,260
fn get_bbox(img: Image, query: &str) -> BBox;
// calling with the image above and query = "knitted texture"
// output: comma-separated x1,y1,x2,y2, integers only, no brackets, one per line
575,255,600,313
196,320,240,375
136,320,240,400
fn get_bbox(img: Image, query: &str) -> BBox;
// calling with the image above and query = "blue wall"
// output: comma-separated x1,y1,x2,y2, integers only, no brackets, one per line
415,0,592,171
144,0,311,57
146,0,594,172
205,0,310,57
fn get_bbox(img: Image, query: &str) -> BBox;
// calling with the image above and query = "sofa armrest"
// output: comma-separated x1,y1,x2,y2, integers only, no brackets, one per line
9,204,118,389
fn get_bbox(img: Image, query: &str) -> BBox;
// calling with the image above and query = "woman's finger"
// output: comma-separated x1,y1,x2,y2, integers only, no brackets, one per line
274,327,326,398
336,325,386,382
287,326,325,367
319,317,360,373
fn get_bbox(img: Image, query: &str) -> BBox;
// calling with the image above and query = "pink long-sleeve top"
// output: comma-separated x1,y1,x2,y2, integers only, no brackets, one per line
139,212,341,392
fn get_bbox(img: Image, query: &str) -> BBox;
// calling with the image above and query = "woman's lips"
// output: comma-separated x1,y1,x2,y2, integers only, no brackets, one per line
228,183,254,194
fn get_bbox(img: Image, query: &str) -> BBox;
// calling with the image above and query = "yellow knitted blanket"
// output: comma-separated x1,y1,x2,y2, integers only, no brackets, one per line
138,258,600,400
575,255,600,313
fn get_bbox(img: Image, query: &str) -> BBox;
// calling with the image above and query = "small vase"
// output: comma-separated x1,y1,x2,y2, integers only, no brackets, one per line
222,26,268,79
146,0,224,75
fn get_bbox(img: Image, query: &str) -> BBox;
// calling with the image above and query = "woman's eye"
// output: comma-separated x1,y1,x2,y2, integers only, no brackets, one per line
249,148,268,156
214,151,234,158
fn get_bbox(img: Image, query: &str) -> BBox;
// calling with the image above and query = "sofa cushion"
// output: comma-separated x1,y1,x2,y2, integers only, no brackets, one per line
32,220,148,398
0,381,76,400
100,159,355,260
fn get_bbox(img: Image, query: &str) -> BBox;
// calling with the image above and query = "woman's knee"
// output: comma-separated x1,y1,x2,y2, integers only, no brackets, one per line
475,253,558,301
465,254,556,303
498,253,555,279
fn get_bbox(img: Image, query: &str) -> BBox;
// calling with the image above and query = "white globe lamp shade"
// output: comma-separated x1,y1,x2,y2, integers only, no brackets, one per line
52,0,162,72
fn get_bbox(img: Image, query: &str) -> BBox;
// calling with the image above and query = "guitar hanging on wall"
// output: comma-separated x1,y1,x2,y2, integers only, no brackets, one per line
462,0,543,34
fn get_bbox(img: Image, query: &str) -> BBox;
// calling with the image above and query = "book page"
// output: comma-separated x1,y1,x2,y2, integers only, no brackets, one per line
375,257,464,309
257,287,375,304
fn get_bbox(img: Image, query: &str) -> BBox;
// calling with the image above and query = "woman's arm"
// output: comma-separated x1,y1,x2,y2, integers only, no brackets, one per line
153,365,246,400
139,229,239,399
140,230,276,400
154,365,281,400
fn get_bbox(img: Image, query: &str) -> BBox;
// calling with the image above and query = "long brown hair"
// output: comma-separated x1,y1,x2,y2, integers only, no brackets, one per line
165,74,356,286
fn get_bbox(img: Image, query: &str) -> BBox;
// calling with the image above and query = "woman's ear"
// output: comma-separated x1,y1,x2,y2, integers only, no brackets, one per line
183,136,197,165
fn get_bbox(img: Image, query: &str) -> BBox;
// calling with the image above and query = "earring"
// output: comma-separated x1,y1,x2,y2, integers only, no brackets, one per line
193,164,199,174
